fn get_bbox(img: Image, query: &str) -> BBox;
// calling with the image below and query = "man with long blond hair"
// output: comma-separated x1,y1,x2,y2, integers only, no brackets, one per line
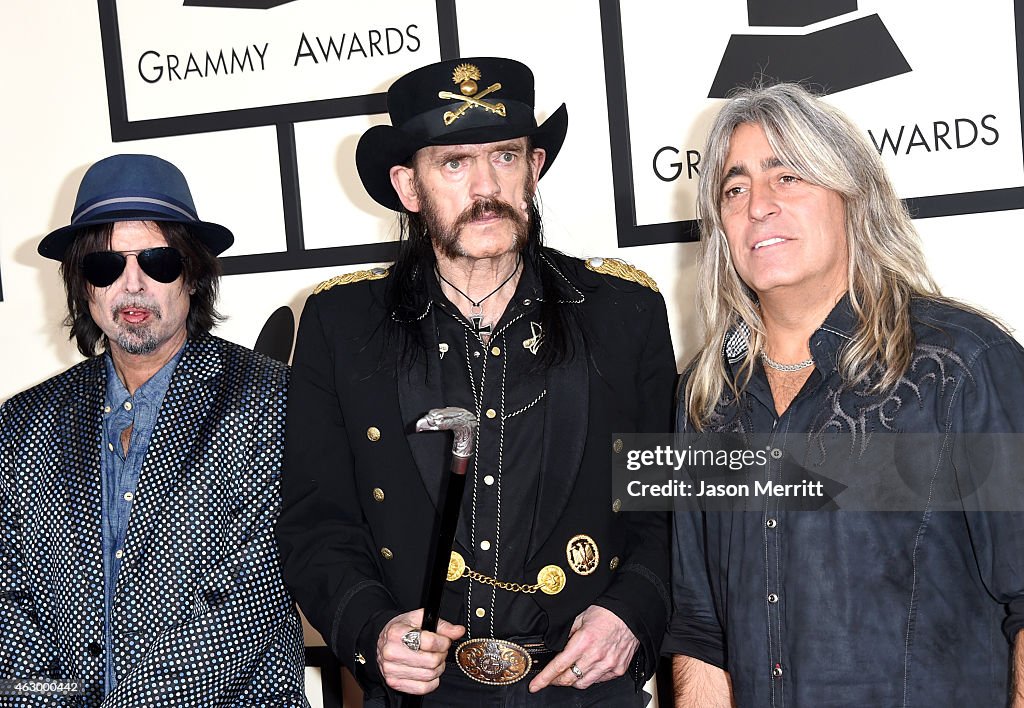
666,83,1024,706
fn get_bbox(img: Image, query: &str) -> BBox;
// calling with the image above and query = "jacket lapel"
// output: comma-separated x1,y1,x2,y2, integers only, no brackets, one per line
397,306,448,503
118,337,219,580
396,305,478,550
527,349,589,561
63,359,106,573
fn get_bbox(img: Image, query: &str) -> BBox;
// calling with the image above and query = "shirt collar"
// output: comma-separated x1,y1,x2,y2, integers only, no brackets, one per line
103,341,187,411
428,255,543,313
723,293,856,376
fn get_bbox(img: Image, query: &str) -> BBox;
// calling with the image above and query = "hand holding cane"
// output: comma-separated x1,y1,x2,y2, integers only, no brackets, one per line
402,407,477,707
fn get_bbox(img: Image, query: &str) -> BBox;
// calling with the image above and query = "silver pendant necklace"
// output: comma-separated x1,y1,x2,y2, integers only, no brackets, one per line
760,349,814,372
435,256,522,338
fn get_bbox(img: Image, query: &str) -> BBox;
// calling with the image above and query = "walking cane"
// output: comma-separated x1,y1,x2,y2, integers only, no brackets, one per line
403,407,477,708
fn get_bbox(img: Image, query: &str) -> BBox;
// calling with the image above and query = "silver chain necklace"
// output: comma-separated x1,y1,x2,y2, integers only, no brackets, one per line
760,349,814,372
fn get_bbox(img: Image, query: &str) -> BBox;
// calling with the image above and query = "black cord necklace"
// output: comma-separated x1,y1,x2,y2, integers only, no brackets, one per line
435,256,522,337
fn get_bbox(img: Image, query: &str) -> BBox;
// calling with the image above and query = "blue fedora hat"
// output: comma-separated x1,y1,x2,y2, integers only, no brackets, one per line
38,154,234,260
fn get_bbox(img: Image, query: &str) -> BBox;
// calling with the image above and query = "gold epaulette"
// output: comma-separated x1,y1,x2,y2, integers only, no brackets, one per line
313,266,390,294
584,257,659,292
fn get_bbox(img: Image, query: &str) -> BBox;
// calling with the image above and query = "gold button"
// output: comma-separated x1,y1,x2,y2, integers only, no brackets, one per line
491,346,501,356
380,547,393,560
609,556,620,570
367,427,381,442
612,499,622,513
372,488,385,502
475,607,486,618
613,438,623,453
485,409,497,419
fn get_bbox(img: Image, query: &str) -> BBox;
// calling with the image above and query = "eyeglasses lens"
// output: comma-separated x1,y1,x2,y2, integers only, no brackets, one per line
82,247,184,288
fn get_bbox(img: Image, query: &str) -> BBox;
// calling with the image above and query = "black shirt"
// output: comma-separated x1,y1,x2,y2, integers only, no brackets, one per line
430,261,549,640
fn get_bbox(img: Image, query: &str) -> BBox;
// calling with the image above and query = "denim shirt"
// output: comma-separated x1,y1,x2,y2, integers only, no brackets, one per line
100,345,184,694
667,297,1024,707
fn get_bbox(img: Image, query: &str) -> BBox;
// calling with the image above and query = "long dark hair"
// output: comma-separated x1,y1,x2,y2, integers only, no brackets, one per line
60,221,223,357
385,197,584,371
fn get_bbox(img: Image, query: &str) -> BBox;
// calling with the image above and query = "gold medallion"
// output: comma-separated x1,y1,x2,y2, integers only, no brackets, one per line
447,550,466,582
455,638,532,685
536,565,566,595
566,534,600,576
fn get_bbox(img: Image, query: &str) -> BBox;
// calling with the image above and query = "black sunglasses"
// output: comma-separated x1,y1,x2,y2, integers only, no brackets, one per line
82,247,185,288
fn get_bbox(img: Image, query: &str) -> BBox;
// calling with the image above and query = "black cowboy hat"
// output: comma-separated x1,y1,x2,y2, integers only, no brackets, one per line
38,153,234,260
356,56,568,212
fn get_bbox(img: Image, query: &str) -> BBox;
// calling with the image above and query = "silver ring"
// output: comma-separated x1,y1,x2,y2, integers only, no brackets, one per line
401,630,422,652
569,662,583,679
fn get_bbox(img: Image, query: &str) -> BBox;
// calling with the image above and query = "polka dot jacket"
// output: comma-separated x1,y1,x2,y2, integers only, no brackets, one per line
0,334,309,707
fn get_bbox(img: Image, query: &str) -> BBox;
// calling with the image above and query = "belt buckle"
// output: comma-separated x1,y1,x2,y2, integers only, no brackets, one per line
454,638,533,685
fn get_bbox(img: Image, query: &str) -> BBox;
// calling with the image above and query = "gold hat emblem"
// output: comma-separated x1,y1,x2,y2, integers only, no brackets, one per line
438,63,507,126
566,534,599,576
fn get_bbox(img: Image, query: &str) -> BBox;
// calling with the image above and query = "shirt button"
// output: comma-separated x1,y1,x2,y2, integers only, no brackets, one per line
479,540,491,551
367,427,381,442
612,499,622,513
123,401,132,411
380,547,394,560
107,443,114,452
123,492,134,502
475,607,486,618
609,556,620,570
103,405,111,414
485,409,497,419
772,664,784,678
484,475,495,486
491,346,501,356
522,299,532,306
766,518,778,529
114,549,124,559
768,593,779,603
613,439,624,453
473,351,481,358
372,488,385,502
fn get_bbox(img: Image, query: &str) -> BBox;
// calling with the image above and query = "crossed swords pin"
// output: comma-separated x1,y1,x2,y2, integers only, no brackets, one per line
438,83,506,126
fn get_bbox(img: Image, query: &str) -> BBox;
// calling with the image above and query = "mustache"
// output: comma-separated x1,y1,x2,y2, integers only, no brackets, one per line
111,298,162,321
452,198,526,232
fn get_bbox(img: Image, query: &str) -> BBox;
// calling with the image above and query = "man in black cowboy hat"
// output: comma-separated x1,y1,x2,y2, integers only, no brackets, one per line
0,154,308,706
276,57,676,705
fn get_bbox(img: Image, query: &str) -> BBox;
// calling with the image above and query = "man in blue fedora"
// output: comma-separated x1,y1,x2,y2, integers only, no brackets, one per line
277,57,676,706
0,154,308,706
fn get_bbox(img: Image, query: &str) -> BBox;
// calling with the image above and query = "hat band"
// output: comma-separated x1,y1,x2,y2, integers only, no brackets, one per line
72,196,198,225
399,99,538,142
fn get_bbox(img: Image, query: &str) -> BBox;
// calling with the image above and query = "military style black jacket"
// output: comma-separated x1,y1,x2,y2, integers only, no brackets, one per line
276,249,676,696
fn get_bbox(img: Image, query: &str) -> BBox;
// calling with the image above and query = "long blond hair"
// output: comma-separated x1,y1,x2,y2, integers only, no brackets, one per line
686,83,943,429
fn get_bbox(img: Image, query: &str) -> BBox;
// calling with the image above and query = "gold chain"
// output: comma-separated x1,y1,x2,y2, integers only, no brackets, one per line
460,567,541,594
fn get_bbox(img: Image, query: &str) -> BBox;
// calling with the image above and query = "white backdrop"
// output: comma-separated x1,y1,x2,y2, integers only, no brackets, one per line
2,2,1023,705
